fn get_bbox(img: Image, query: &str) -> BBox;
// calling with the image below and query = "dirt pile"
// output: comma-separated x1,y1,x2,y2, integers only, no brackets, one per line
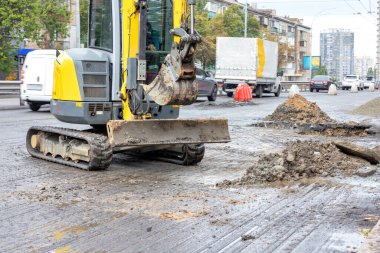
266,95,335,124
219,141,373,185
351,97,380,117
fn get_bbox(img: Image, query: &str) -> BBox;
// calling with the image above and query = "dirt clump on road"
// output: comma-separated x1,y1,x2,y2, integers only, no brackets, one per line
218,141,373,186
160,210,209,222
266,94,335,124
351,97,380,117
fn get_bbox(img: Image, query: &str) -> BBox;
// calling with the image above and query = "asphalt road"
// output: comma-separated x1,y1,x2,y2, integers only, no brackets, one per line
0,91,379,253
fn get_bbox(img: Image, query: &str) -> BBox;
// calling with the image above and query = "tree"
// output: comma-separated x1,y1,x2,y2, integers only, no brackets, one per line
0,0,71,73
223,5,260,38
367,67,374,77
0,0,41,73
194,4,261,69
196,0,207,12
261,28,295,70
80,0,89,46
314,65,328,75
39,0,70,49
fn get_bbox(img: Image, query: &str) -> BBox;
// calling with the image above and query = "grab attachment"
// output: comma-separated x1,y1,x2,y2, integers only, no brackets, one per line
142,0,201,105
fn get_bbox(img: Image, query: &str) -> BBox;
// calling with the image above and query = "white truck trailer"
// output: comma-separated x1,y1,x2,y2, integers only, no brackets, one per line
215,37,281,98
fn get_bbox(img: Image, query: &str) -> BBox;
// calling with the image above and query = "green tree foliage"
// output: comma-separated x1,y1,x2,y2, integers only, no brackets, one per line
194,4,260,69
314,65,328,75
0,0,41,73
39,0,70,49
261,28,295,70
367,67,374,77
222,5,260,38
0,0,70,73
80,0,89,46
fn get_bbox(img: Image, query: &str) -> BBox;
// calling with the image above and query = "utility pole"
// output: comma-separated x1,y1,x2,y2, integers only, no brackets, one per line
76,0,81,47
244,0,248,37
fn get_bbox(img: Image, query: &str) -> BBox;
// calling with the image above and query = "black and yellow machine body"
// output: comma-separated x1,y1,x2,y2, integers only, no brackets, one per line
26,0,230,170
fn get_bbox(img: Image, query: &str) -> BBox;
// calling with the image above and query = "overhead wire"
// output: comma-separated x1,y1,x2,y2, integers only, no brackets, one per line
255,0,358,3
343,0,376,24
357,0,373,14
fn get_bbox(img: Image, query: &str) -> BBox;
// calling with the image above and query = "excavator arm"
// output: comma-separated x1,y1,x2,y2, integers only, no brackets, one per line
120,0,201,120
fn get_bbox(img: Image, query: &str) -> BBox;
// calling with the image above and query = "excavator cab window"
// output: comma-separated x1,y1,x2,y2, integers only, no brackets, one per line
89,0,113,52
146,0,173,83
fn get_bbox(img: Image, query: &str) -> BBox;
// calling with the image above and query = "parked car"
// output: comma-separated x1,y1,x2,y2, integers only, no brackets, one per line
310,75,335,92
20,50,56,111
341,74,363,90
363,76,375,89
195,68,217,101
376,80,380,89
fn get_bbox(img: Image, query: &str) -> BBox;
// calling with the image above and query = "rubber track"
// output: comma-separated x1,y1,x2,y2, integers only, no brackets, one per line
26,126,112,171
144,143,205,165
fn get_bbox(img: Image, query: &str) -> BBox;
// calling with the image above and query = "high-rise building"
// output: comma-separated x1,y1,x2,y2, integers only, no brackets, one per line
355,56,374,77
320,29,354,81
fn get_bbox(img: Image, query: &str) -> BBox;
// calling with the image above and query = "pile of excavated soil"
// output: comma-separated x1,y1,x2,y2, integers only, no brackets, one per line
351,97,380,117
219,141,371,185
266,95,335,124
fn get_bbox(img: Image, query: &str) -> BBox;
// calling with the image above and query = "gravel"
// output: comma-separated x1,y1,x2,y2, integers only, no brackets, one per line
351,96,380,117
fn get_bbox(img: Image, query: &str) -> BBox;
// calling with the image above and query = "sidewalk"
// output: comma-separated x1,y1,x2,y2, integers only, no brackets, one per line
0,96,27,110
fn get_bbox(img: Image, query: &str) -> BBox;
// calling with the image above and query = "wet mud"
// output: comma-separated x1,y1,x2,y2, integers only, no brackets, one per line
1,94,380,252
257,95,376,137
265,94,335,124
252,121,375,137
218,141,377,186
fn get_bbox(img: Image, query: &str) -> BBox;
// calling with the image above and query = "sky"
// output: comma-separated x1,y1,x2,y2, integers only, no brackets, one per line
247,0,378,59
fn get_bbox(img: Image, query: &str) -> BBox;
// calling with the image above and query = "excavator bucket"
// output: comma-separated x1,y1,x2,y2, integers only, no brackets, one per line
142,64,198,106
107,119,230,151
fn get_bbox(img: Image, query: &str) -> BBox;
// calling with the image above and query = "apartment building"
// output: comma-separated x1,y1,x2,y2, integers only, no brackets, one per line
203,0,311,81
355,56,374,77
320,29,354,81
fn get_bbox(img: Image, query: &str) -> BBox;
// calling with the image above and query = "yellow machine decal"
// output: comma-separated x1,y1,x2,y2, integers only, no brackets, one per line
257,39,266,78
52,52,82,101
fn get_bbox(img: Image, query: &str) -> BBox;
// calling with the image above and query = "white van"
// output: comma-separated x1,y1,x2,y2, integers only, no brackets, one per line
20,50,56,111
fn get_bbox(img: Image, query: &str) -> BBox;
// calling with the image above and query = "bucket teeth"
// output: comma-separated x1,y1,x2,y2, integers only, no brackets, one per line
142,63,198,106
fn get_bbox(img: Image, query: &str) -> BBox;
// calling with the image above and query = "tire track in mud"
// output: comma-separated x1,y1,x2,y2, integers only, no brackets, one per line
135,185,334,252
189,185,345,253
26,186,212,252
237,188,351,253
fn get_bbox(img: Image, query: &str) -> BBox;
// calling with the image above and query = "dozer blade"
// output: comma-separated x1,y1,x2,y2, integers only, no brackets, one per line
142,64,198,106
107,119,230,150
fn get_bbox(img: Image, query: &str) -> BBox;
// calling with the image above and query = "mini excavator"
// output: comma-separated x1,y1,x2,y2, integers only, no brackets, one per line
26,0,230,170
